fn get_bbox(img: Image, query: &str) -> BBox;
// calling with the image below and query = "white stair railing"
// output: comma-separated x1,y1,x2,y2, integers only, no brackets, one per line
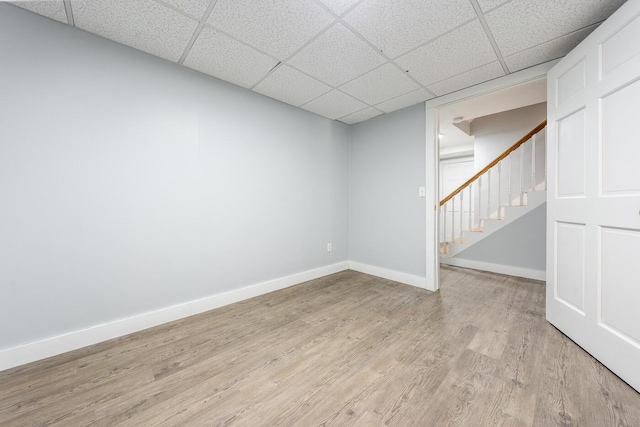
439,121,547,255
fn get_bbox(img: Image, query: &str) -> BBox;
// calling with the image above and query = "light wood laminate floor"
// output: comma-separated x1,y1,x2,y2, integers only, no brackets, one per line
1,266,639,426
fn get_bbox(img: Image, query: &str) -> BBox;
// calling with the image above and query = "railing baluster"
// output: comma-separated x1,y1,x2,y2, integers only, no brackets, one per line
531,133,536,191
442,202,447,247
443,202,447,253
477,176,482,229
459,190,464,243
487,169,491,219
497,161,502,218
468,183,473,232
519,143,525,205
451,197,455,242
508,154,512,206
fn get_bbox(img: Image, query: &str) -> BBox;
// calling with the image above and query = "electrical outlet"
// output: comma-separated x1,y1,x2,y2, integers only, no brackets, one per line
327,243,332,252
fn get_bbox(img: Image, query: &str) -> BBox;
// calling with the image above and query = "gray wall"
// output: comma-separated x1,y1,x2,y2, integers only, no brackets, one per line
0,5,349,350
454,204,546,272
472,102,547,172
349,105,426,278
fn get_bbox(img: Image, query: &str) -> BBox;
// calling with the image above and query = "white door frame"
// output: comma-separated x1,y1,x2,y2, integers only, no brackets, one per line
424,61,558,291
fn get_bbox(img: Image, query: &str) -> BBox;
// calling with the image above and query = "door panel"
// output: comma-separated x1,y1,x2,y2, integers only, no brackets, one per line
601,14,640,76
547,0,640,392
601,227,640,348
601,80,640,195
556,109,586,198
555,222,586,314
557,59,586,104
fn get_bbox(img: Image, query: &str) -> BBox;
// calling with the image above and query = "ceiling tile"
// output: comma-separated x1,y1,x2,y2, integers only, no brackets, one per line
316,0,361,16
73,0,198,62
288,23,386,87
339,62,419,105
207,0,334,60
253,65,332,107
184,27,278,88
375,89,434,113
486,0,626,57
12,1,67,24
157,0,210,20
476,0,511,13
344,0,476,58
395,20,498,87
427,61,505,96
301,89,367,120
338,107,383,125
505,25,598,73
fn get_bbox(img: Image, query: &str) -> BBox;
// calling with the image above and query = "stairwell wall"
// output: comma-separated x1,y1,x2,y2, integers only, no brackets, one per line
446,204,547,280
472,102,547,174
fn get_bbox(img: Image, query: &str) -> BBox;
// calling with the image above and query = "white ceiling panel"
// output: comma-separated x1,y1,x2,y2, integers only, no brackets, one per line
427,61,505,96
486,0,626,57
301,89,367,120
339,63,419,105
316,0,361,16
344,0,476,58
375,89,434,113
476,0,511,13
12,1,67,23
288,23,386,87
253,65,332,107
395,20,498,87
505,25,598,73
338,107,383,124
184,27,278,88
9,0,627,125
207,0,334,60
72,0,198,62
158,0,210,21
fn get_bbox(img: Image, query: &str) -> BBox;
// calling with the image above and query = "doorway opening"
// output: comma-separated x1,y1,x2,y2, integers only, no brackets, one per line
424,72,552,291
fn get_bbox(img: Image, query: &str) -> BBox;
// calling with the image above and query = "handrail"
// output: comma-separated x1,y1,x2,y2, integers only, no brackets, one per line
439,119,547,206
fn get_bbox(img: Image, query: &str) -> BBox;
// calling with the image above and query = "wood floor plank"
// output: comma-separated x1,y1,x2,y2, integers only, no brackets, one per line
1,266,639,426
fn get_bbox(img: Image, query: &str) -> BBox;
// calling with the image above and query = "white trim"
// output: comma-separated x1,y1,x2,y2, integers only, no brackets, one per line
0,262,349,372
425,108,440,292
440,257,545,281
349,261,428,289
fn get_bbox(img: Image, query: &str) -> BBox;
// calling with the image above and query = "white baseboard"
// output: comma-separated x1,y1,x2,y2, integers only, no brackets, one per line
0,262,349,373
440,257,546,281
349,261,428,289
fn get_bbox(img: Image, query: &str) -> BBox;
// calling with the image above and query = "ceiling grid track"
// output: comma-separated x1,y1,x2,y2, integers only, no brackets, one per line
248,20,337,91
63,0,74,26
178,0,219,65
470,0,510,74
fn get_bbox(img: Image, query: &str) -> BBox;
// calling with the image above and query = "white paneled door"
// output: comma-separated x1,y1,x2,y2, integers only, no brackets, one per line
547,0,640,392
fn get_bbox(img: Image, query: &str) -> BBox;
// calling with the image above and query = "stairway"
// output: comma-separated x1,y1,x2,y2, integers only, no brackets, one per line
442,190,546,257
439,121,547,258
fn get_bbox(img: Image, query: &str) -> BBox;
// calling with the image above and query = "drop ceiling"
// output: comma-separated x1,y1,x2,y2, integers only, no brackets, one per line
9,0,626,124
